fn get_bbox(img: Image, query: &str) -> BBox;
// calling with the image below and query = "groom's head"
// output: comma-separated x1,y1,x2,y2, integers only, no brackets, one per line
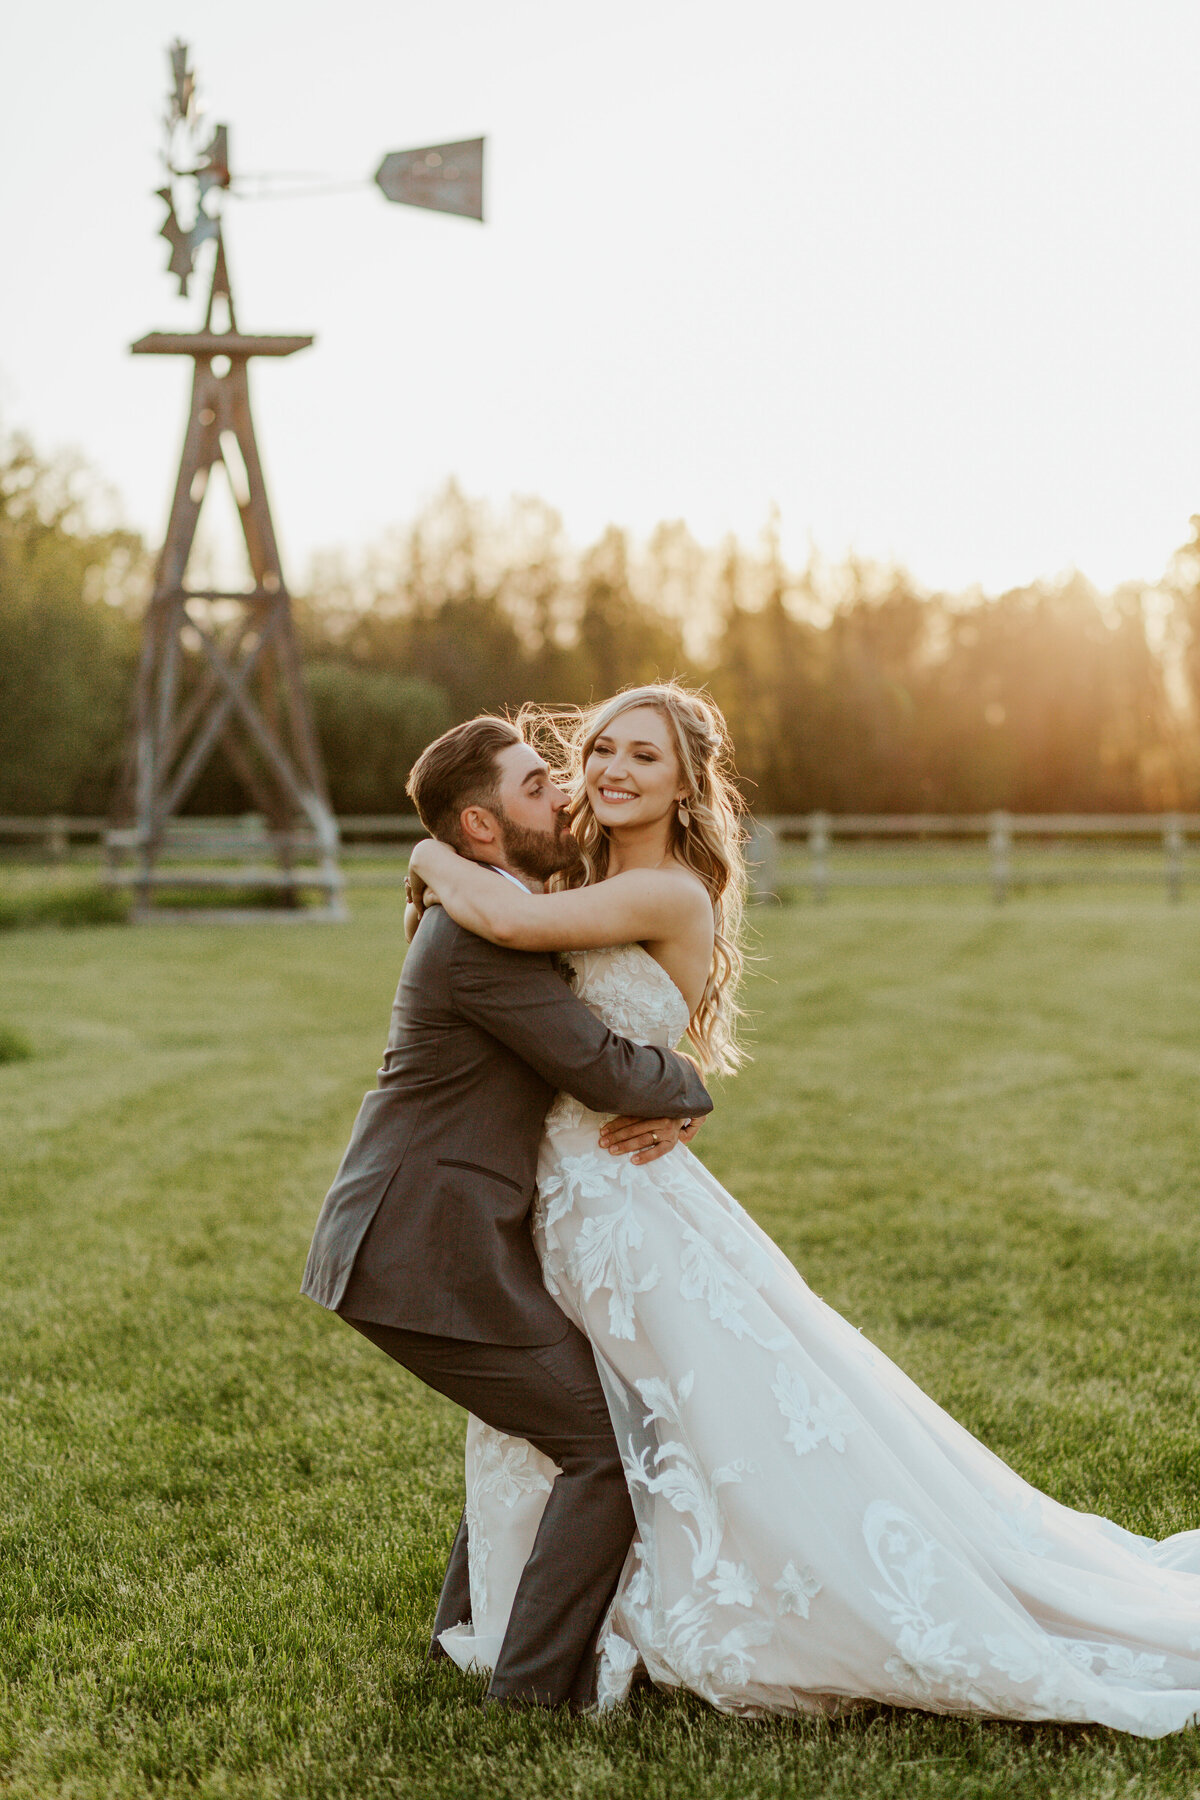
406,715,583,883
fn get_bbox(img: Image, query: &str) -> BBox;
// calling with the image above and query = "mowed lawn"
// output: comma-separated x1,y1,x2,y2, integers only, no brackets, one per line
3,889,1200,1799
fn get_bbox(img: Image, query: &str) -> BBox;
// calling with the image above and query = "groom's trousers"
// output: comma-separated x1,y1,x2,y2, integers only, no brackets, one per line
343,1316,636,1711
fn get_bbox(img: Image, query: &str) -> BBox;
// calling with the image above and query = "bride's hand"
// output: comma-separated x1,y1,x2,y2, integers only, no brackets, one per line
403,866,441,942
408,837,456,884
405,864,430,915
599,1113,703,1165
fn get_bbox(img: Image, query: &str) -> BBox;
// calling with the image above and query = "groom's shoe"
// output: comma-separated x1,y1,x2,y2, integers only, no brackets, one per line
483,1682,606,1716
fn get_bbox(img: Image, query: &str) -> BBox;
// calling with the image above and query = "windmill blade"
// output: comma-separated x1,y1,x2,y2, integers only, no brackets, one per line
168,40,196,125
374,138,484,221
157,188,194,289
199,124,231,196
157,188,219,295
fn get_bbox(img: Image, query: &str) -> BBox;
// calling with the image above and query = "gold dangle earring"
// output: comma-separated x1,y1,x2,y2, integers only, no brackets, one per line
677,797,691,829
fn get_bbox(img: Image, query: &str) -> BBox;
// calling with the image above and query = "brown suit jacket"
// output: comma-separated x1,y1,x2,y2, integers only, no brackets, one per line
301,906,711,1345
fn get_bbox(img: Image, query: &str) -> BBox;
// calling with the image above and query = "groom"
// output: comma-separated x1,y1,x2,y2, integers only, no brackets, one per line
302,715,712,1710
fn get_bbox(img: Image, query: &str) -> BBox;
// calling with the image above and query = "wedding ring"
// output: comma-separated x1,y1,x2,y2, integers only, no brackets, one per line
651,1132,659,1145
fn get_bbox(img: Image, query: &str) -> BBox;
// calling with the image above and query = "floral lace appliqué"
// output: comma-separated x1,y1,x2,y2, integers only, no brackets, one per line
772,1364,857,1457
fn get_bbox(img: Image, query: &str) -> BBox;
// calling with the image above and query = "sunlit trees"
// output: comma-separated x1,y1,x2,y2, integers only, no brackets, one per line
304,664,451,814
0,433,142,813
4,442,1197,818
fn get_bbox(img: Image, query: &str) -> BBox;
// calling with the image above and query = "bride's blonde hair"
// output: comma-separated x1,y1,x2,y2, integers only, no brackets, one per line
518,682,748,1074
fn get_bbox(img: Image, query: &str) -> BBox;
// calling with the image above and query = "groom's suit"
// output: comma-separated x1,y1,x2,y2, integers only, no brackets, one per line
302,901,711,1708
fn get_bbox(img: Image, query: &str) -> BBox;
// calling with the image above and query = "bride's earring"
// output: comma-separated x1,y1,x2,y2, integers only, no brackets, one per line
677,798,691,828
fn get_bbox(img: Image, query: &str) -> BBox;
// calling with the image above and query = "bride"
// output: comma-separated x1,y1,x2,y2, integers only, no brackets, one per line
405,681,1200,1735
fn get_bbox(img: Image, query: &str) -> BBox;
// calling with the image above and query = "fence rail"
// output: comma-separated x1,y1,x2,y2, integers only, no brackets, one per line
0,818,110,857
2,812,1198,903
746,812,1198,903
0,816,428,860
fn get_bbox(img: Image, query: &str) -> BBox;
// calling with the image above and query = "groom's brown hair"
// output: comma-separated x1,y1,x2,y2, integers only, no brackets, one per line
406,715,523,850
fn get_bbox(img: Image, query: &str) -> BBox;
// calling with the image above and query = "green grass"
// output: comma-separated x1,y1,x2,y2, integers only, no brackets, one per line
3,889,1200,1798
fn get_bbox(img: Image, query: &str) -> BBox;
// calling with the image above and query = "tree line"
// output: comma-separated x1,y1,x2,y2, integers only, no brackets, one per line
5,430,1200,819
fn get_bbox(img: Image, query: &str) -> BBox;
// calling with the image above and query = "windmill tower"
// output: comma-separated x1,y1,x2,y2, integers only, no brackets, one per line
110,42,486,919
111,42,343,920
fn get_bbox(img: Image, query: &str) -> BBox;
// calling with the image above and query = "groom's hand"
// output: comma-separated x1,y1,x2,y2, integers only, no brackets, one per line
599,1112,703,1165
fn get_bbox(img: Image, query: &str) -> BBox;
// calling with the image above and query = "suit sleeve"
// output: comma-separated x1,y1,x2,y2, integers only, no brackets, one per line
449,932,713,1120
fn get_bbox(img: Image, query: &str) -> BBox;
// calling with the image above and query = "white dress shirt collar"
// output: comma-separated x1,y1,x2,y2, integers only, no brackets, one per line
490,864,531,893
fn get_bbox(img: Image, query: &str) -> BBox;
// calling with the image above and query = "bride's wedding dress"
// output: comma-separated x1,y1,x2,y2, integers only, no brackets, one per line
438,944,1200,1733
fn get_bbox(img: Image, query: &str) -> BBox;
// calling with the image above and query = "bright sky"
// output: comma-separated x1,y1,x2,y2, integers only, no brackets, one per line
4,0,1200,599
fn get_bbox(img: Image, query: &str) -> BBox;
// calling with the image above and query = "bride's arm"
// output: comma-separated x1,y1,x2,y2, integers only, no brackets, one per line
407,838,707,950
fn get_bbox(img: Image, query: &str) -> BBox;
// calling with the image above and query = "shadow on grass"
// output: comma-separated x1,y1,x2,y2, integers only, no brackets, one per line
0,1022,32,1063
0,883,129,931
383,1667,1200,1800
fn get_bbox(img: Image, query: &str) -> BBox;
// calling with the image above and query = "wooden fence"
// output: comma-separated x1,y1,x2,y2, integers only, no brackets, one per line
3,812,1198,903
0,816,428,860
0,818,111,859
744,813,1198,903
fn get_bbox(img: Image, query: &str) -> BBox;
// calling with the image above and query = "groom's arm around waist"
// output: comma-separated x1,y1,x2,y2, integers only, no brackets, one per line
448,926,712,1120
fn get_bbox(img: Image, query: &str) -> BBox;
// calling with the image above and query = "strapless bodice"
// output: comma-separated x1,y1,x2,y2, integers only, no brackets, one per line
560,942,691,1049
540,945,691,1142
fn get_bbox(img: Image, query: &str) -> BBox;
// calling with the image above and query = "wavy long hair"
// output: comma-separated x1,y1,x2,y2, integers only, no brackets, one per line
518,682,748,1074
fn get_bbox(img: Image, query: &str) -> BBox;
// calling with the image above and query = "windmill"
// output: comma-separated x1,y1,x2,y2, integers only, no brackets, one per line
109,41,485,921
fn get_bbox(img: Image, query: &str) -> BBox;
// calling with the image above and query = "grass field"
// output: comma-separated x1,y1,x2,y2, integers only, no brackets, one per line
3,888,1200,1798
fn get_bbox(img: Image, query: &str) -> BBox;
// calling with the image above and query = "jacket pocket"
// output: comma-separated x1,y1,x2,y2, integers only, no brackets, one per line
436,1158,524,1194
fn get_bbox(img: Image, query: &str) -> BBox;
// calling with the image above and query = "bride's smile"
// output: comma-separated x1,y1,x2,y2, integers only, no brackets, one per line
585,707,685,841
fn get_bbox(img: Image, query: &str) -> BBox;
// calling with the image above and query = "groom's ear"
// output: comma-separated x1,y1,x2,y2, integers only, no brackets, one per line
459,805,501,850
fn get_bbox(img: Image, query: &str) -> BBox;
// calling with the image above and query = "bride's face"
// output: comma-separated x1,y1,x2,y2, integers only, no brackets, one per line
585,705,683,834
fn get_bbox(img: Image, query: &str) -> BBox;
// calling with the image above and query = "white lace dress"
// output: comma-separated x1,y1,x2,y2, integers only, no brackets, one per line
438,944,1200,1733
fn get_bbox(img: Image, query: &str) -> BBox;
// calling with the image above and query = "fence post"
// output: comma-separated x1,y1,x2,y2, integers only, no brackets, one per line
1164,813,1183,903
46,816,68,862
746,817,779,904
809,811,830,904
988,811,1011,904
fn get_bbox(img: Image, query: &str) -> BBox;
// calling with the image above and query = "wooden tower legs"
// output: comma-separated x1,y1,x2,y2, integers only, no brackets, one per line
113,240,343,920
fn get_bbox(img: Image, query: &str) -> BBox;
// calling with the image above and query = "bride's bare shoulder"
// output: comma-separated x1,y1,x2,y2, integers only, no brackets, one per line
611,862,712,919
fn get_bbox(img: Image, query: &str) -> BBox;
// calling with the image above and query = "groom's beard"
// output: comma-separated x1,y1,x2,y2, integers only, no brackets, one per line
496,807,585,884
